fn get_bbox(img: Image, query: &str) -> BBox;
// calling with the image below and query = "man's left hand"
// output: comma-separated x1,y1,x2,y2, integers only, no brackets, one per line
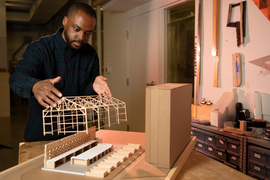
93,76,112,97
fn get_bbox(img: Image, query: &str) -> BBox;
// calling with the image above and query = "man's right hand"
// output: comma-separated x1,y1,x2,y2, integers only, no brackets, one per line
32,76,63,108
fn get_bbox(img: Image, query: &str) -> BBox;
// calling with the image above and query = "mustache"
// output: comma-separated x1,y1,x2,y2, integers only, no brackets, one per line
72,40,83,43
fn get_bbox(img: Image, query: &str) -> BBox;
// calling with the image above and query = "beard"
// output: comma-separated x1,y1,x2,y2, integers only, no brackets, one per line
64,29,85,51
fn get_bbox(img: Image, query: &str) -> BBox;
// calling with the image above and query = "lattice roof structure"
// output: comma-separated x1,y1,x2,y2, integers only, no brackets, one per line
42,95,127,136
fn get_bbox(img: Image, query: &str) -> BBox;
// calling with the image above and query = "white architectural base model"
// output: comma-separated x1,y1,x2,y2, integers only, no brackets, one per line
42,127,142,178
85,143,142,178
42,95,127,136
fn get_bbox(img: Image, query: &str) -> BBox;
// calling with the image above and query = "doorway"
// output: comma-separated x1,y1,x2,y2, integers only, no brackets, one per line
165,1,195,100
127,10,158,132
125,1,195,132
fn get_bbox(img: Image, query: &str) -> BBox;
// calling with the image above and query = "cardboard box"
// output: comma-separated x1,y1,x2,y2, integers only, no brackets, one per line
191,104,214,121
211,92,236,128
145,83,192,168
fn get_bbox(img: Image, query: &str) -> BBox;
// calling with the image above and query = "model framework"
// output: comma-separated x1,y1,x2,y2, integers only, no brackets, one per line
42,95,127,136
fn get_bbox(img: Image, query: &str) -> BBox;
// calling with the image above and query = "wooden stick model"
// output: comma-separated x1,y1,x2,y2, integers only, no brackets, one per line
42,95,127,136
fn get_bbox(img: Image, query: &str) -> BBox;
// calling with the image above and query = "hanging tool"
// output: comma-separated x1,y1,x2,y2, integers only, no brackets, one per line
232,53,242,87
226,1,246,47
213,0,220,87
194,0,202,104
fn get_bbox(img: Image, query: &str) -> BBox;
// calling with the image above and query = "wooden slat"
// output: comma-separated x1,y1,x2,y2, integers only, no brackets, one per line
213,0,220,87
165,136,196,180
213,56,219,87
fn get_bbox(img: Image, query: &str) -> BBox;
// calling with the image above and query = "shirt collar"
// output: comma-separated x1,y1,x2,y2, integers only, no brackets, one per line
56,27,69,52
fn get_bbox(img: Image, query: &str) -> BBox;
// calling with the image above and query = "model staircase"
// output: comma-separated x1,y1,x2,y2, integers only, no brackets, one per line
252,0,270,21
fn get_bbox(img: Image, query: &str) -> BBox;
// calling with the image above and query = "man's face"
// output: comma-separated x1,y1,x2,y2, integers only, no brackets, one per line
62,10,96,50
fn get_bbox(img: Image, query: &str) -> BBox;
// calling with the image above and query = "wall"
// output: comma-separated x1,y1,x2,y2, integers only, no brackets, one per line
103,11,128,101
199,0,270,120
103,0,188,131
103,0,191,97
104,0,270,122
7,29,50,72
103,11,129,130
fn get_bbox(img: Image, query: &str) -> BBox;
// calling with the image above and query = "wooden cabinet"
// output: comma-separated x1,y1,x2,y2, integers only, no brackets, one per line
192,123,244,172
245,137,270,179
193,123,270,179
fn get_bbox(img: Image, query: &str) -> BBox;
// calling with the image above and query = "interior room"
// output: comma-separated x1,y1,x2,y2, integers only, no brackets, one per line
0,0,270,179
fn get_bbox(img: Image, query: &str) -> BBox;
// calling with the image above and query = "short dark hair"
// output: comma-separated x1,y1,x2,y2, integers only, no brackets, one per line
67,2,96,19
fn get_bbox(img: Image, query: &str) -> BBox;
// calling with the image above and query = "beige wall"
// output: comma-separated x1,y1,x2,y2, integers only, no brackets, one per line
103,11,129,130
104,11,128,101
104,0,270,121
199,0,270,120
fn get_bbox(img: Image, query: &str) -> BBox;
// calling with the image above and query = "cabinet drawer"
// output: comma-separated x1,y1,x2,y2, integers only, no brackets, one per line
205,133,215,146
215,135,227,149
214,156,225,163
195,129,206,142
195,141,205,152
227,139,240,154
215,147,226,160
205,144,215,156
248,171,265,180
266,166,270,178
224,161,238,170
227,152,240,166
249,160,266,177
249,145,267,165
266,152,270,167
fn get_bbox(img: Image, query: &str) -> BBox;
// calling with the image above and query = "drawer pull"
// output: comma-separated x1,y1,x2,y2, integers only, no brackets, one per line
198,144,203,148
254,153,261,159
208,137,213,141
208,147,213,151
231,156,236,160
219,140,224,145
218,152,223,156
231,145,236,149
254,166,261,172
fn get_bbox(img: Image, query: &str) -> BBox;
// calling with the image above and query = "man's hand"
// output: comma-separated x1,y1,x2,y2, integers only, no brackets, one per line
93,76,112,97
32,76,63,108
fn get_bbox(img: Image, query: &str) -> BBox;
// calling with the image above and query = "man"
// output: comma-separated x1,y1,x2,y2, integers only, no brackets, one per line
9,2,111,141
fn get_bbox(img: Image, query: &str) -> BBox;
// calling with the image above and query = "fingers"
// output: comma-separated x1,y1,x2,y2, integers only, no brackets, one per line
34,88,59,108
105,84,112,97
32,77,62,108
50,77,62,97
51,76,61,85
36,96,51,109
93,75,112,98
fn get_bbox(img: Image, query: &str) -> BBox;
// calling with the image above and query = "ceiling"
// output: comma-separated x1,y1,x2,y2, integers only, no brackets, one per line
6,0,152,25
101,0,152,11
6,0,71,25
